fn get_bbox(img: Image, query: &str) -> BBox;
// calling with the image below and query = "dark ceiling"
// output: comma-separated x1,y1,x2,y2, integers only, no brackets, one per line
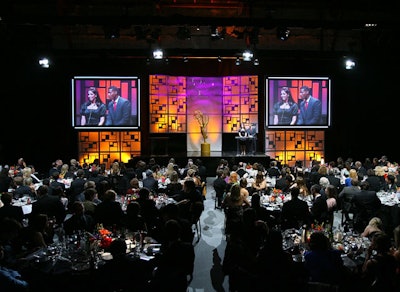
1,0,398,59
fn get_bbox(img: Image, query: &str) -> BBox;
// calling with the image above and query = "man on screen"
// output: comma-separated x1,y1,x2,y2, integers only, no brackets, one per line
105,85,132,125
297,85,322,125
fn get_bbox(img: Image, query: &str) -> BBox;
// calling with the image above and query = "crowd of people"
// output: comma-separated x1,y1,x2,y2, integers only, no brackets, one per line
215,155,400,291
0,156,207,291
1,154,400,291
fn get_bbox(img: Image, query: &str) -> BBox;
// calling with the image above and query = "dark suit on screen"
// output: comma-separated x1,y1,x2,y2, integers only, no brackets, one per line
105,97,131,125
297,96,322,125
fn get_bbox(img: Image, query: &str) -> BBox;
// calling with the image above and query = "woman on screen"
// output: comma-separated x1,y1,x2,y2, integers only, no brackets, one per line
80,87,107,126
273,87,298,125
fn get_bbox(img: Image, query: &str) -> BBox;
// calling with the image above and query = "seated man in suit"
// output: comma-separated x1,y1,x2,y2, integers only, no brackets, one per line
338,178,360,223
281,187,311,230
351,181,382,233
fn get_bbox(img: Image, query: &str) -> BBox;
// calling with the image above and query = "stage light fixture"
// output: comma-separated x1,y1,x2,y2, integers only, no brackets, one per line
183,57,189,63
242,50,253,61
344,58,356,70
235,57,241,66
217,56,222,62
253,58,259,66
153,49,163,59
38,57,50,68
277,26,290,41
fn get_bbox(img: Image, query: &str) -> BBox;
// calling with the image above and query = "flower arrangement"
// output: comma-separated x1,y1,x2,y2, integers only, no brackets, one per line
194,110,209,143
93,225,113,249
271,188,282,196
305,222,332,243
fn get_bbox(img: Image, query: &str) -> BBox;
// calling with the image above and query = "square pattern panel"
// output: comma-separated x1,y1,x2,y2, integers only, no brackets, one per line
78,131,140,167
265,130,325,167
149,75,258,134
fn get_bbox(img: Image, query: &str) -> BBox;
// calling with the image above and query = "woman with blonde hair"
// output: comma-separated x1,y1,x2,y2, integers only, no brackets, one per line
293,176,312,203
361,217,383,239
345,169,358,186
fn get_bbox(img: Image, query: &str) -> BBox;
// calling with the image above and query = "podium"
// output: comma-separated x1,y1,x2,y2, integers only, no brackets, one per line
235,136,257,156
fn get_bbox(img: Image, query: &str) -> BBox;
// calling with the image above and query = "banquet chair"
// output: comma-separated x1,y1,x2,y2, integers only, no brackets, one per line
191,201,204,243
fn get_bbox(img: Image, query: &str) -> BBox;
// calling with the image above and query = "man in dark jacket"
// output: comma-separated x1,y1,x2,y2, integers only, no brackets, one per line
281,187,311,229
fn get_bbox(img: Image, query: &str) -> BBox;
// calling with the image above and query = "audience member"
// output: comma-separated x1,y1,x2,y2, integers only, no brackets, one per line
362,231,398,291
136,187,161,235
63,201,96,235
151,219,195,292
213,169,227,210
12,176,35,200
0,243,29,292
250,193,272,227
96,238,152,291
310,184,328,225
30,185,66,225
382,174,397,193
20,213,53,253
304,231,345,286
365,168,383,192
94,189,124,230
266,160,280,178
251,171,267,194
338,178,360,223
82,187,99,216
255,229,299,291
351,181,381,233
281,186,311,230
0,166,13,193
165,171,183,199
122,201,148,233
0,192,25,224
361,217,384,240
142,169,159,195
69,169,86,202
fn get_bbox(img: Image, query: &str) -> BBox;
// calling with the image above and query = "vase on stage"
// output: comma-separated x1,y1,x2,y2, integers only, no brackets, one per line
201,143,210,156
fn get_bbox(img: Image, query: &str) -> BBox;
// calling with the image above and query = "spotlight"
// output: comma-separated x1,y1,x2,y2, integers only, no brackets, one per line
344,58,356,70
183,57,189,63
153,49,163,59
242,50,253,61
217,56,222,63
277,26,290,41
38,57,50,68
253,58,259,66
235,57,241,66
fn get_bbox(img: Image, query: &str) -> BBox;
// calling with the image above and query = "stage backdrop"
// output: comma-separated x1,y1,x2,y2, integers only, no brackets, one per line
149,75,258,152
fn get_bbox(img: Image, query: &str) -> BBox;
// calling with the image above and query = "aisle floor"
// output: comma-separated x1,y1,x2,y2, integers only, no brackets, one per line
188,177,342,292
